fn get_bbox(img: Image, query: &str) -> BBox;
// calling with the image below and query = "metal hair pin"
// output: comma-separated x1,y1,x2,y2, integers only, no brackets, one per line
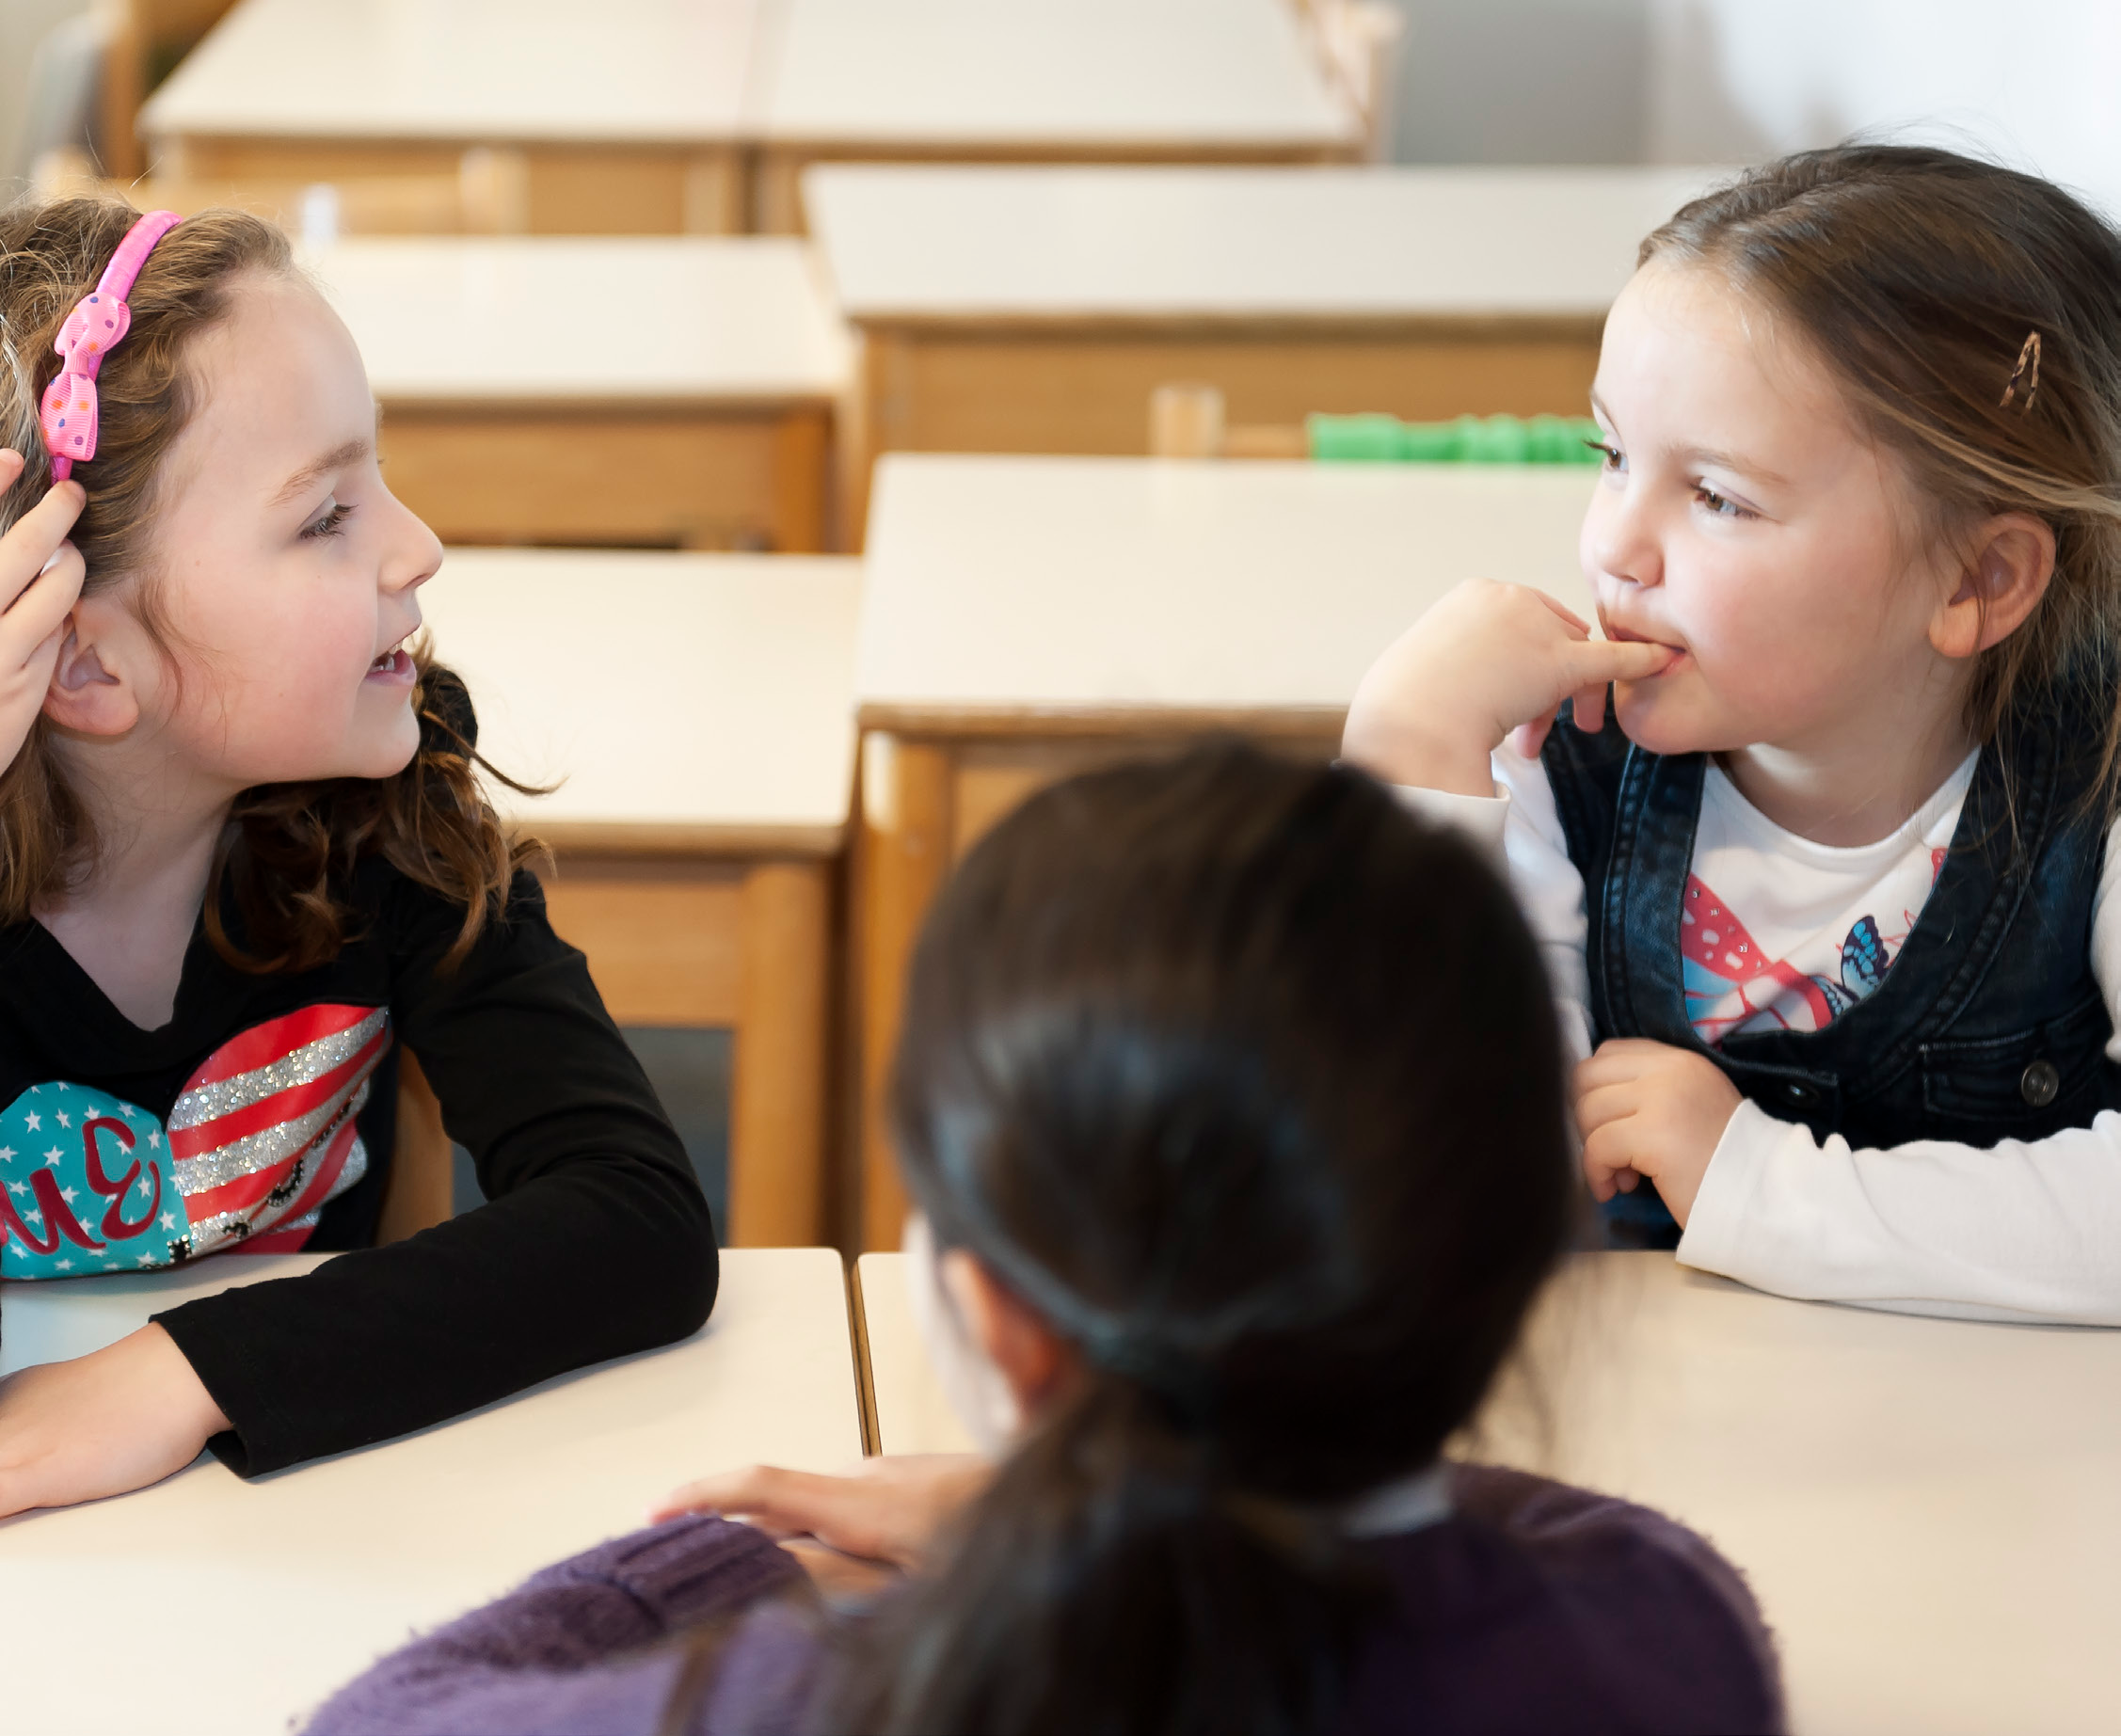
2000,330,2042,412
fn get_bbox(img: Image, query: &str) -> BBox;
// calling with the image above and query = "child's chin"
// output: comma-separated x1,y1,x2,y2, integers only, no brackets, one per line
345,719,423,781
1611,685,1717,757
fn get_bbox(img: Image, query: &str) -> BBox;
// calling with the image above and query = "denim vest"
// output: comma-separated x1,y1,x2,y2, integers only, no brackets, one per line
1540,689,2121,1249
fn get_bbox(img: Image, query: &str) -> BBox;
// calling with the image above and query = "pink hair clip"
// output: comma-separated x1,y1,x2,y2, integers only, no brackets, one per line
39,209,183,483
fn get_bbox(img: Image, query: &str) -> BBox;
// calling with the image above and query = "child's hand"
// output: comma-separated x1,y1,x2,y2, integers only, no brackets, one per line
654,1453,992,1579
1573,1038,1744,1228
0,1323,231,1518
1341,580,1674,795
0,450,88,770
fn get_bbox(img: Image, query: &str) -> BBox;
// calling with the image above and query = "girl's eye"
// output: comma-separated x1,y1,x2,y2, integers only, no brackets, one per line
1585,438,1625,472
1693,484,1753,520
301,502,354,540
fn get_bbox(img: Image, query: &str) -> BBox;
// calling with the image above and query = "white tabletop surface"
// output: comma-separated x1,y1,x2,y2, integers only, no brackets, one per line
0,1247,863,1736
310,236,850,402
806,164,1724,321
857,1248,2121,1735
754,0,1355,150
142,0,763,144
419,549,862,840
856,454,1597,719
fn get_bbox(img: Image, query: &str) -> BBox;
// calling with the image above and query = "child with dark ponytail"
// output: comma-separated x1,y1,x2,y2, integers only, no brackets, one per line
313,741,1780,1736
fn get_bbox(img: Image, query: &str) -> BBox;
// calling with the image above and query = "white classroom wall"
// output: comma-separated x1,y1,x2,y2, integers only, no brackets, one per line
0,0,90,186
1642,0,2121,217
1381,0,2121,218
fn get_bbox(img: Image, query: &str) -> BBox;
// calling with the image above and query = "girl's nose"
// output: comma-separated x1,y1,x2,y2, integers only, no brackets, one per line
1583,477,1663,592
383,508,445,595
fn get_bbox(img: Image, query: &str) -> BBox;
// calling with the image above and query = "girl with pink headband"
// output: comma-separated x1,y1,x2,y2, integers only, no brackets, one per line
0,201,714,1514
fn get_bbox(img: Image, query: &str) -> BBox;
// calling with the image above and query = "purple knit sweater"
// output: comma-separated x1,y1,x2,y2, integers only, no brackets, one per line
308,1463,1783,1735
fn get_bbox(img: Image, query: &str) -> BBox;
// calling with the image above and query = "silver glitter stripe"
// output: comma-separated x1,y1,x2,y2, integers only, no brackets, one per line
173,1095,341,1197
168,1009,389,1132
255,1130,368,1234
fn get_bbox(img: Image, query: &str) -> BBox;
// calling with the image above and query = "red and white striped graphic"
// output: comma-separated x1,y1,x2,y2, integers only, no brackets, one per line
168,1003,391,1256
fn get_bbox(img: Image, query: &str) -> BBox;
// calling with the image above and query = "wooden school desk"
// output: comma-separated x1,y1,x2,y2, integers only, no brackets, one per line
418,549,860,1244
748,0,1362,234
0,1248,864,1736
806,164,1714,534
313,235,850,552
850,453,1599,1248
137,0,760,233
853,1248,2121,1736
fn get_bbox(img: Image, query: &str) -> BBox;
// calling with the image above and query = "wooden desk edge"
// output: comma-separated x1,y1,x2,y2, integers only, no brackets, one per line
768,136,1361,163
849,1257,882,1457
376,390,846,414
146,126,752,150
518,819,848,858
855,703,1347,741
834,311,1612,342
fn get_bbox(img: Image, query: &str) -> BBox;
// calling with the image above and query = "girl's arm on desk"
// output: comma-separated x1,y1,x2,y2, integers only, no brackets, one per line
155,868,717,1474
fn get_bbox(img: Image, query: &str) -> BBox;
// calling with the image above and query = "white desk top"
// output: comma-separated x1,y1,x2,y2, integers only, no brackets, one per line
856,454,1596,726
755,0,1356,151
142,0,762,144
806,165,1724,323
311,236,850,403
419,549,862,850
0,1247,863,1736
857,1248,2121,1735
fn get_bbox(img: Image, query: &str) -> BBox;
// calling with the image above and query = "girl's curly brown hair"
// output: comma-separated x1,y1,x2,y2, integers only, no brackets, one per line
0,196,534,972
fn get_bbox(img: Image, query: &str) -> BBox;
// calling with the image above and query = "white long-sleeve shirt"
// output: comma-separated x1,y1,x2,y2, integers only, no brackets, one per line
1401,742,2121,1326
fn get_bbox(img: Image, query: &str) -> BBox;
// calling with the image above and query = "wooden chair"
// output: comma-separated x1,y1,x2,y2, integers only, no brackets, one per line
375,1054,455,1243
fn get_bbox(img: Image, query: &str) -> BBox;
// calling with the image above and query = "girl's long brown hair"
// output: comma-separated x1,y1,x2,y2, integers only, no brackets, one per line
1643,145,2121,808
0,196,533,970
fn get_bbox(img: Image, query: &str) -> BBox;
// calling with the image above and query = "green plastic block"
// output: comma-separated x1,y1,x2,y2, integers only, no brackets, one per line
1306,412,1604,465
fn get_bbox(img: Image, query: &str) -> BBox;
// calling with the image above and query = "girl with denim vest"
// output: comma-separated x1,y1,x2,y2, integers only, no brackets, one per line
1344,145,2121,1323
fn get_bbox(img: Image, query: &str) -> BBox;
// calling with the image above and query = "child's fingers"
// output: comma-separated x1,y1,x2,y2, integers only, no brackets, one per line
0,543,84,667
1571,679,1608,734
1508,707,1560,759
1561,635,1675,696
653,1463,912,1563
1572,1079,1637,1137
1,481,87,616
0,449,24,490
1527,588,1595,638
1581,1121,1646,1200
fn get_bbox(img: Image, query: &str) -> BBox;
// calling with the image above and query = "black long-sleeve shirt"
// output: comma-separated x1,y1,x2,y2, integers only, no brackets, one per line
0,857,717,1475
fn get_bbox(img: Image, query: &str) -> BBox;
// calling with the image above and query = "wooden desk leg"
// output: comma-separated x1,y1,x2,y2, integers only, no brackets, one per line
377,1050,454,1243
772,408,831,554
856,737,956,1250
729,859,831,1245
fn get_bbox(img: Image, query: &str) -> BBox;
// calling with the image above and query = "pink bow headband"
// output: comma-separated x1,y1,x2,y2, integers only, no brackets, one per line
40,209,183,483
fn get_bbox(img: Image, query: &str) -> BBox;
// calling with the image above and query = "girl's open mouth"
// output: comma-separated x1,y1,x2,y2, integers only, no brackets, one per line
365,646,415,684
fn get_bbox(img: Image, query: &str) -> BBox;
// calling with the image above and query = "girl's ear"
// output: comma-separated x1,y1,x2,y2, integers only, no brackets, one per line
42,606,141,738
1929,512,2056,661
940,1249,1081,1426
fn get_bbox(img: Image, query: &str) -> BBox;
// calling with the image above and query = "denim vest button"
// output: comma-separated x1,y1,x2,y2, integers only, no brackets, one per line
2021,1059,2062,1107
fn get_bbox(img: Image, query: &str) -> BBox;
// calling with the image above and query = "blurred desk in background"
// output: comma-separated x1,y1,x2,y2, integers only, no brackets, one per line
848,453,1597,1246
853,1246,2121,1736
807,165,1715,536
749,0,1361,231
0,1248,863,1736
422,549,861,1244
140,0,761,232
315,237,849,552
